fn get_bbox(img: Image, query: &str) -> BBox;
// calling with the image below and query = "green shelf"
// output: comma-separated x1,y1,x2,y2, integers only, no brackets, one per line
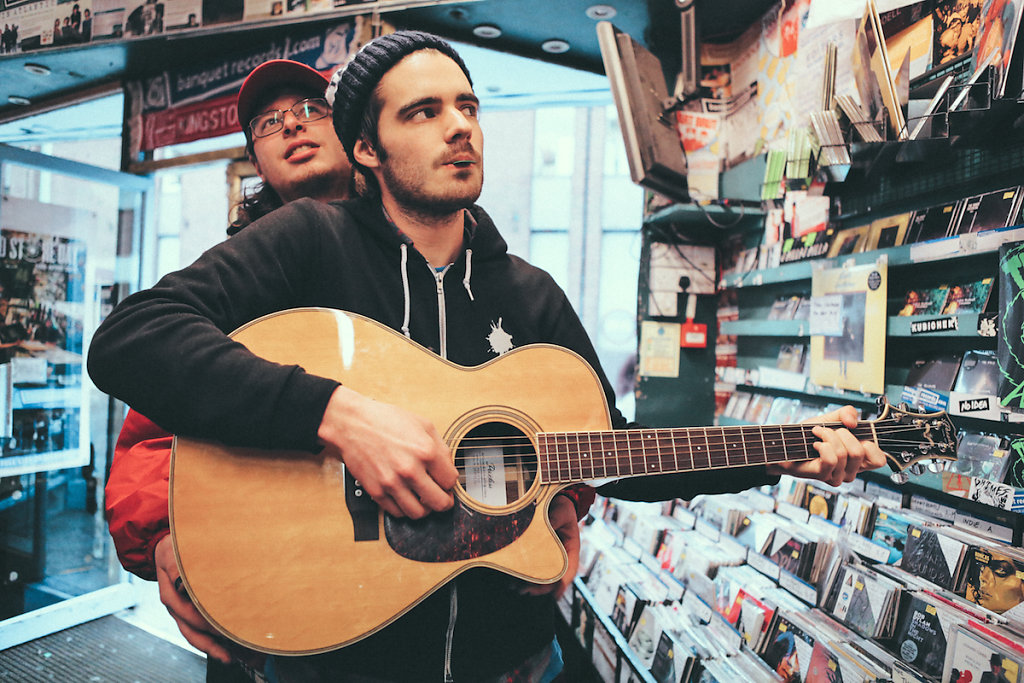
720,319,809,337
720,225,1024,289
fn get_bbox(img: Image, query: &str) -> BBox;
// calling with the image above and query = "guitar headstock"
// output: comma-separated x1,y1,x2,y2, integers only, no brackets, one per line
871,399,958,483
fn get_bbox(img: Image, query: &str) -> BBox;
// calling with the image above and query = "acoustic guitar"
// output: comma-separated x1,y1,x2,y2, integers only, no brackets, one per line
170,308,957,655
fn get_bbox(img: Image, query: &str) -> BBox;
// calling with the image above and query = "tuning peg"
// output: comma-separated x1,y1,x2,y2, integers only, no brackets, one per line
927,460,947,473
909,463,927,476
890,470,910,485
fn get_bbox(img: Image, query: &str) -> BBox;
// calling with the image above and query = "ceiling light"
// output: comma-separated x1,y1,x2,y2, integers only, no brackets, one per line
585,5,617,20
23,63,51,76
541,39,570,54
472,24,502,39
8,95,32,106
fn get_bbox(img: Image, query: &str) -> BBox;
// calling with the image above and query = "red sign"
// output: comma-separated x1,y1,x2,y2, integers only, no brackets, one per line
141,93,242,151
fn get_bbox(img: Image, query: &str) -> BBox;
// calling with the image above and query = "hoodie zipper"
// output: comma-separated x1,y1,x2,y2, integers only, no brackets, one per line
428,261,456,682
431,264,449,359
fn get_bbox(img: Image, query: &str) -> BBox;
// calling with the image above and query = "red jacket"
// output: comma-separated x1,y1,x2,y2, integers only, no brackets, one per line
105,409,174,580
105,409,596,580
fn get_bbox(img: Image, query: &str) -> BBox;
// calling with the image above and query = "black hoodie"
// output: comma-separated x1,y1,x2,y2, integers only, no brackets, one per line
88,196,773,680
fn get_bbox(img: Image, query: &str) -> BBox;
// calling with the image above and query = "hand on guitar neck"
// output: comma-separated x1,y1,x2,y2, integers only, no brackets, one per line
317,385,459,520
765,405,888,486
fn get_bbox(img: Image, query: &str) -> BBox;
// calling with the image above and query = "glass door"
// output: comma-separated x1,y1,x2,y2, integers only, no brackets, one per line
0,143,150,648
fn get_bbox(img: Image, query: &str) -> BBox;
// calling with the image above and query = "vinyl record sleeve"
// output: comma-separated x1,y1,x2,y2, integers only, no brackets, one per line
897,285,950,316
899,525,967,591
945,624,1023,683
892,593,962,678
954,349,1002,395
906,201,963,243
958,186,1022,233
809,261,888,394
941,278,995,315
965,546,1024,618
905,352,964,393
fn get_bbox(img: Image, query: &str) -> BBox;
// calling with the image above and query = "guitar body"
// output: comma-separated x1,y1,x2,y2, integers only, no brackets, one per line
170,308,613,655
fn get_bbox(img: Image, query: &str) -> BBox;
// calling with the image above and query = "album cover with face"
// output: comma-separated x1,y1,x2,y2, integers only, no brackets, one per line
965,546,1024,620
761,612,815,683
946,624,1023,683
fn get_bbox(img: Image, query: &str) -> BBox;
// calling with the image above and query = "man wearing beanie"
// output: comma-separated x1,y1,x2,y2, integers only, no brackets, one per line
89,30,885,682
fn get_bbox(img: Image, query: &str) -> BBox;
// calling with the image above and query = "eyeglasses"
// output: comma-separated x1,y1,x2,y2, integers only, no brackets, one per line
249,98,331,139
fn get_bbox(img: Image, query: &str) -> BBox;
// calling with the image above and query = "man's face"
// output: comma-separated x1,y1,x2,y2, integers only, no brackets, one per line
357,50,483,216
251,89,350,203
972,555,1024,614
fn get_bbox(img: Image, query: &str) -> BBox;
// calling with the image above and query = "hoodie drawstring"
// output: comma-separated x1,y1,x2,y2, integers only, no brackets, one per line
462,248,475,302
400,243,412,339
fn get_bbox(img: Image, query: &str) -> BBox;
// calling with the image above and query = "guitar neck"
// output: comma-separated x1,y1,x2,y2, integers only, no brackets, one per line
537,422,876,484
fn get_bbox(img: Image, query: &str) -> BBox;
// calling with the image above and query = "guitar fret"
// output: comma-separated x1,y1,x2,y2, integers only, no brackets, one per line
799,425,811,461
705,427,726,468
722,427,744,468
681,429,694,473
689,428,708,471
746,426,767,465
757,426,769,465
762,425,782,462
583,432,595,480
557,433,570,483
632,431,646,476
669,429,679,474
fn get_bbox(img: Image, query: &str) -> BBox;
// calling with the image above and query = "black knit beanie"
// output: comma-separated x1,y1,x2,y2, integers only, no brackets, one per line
327,30,473,161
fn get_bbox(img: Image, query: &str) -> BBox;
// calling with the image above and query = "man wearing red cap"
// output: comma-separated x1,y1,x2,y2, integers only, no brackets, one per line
105,58,351,683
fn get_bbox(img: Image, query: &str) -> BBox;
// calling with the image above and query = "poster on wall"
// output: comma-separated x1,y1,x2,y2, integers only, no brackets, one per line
0,224,87,478
809,259,888,395
125,15,380,156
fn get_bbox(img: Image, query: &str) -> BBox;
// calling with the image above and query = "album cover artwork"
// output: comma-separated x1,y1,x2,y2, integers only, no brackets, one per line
809,262,888,394
761,613,815,683
893,593,963,678
828,225,871,258
897,286,950,316
868,212,913,249
870,508,916,563
899,525,967,591
958,186,1023,233
905,352,964,393
777,343,807,373
954,350,1002,396
965,546,1024,618
769,533,810,578
947,624,1023,683
905,201,963,243
941,278,995,314
823,565,892,639
803,484,838,519
954,431,1011,480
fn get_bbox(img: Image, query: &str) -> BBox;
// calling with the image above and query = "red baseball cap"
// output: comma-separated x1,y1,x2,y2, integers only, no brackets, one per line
236,60,330,136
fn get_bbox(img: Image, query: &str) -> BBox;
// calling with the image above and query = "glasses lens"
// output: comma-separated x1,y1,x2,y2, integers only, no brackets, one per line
294,98,330,122
251,111,283,138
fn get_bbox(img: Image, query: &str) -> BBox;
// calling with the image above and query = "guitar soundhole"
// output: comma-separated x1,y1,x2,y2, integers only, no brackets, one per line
455,422,537,507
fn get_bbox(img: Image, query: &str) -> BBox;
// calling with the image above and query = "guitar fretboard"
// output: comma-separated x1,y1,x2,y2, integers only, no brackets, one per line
537,422,875,484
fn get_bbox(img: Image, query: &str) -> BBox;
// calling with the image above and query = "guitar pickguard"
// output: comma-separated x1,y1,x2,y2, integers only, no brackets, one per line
384,500,535,562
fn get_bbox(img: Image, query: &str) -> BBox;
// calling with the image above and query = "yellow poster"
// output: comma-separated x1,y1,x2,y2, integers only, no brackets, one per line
809,259,888,394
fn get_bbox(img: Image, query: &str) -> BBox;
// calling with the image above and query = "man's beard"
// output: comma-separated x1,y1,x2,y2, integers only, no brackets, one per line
377,145,482,218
